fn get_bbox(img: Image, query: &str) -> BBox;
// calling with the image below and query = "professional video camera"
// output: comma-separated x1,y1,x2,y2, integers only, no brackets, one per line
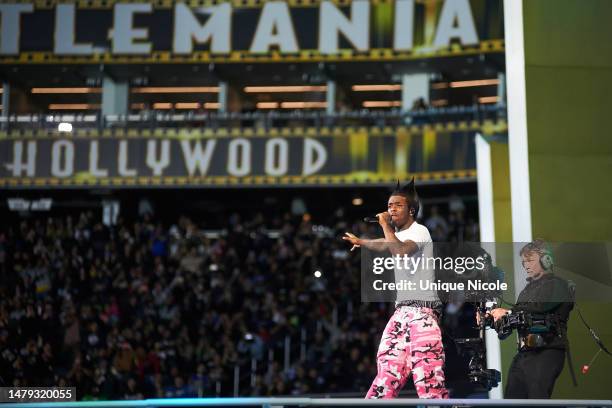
454,334,502,391
482,308,563,348
436,243,504,391
448,302,504,391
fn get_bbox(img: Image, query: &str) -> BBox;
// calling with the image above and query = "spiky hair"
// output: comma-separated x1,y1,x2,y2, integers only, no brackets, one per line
390,177,418,200
390,177,420,215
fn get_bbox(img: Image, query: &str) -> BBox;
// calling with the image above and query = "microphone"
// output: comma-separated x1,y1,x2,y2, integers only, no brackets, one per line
363,216,379,223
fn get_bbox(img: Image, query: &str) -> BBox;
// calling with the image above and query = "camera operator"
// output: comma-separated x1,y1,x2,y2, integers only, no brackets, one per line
488,240,574,399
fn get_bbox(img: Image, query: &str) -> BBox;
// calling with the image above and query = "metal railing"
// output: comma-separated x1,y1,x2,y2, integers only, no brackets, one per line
3,397,611,408
227,325,337,397
0,105,506,132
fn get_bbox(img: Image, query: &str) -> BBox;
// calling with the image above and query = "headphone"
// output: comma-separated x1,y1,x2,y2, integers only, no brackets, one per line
521,240,554,271
535,241,555,270
539,247,554,271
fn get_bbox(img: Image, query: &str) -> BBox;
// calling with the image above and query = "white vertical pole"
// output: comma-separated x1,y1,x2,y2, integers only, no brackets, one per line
401,73,429,112
219,81,228,113
102,76,128,116
475,133,503,399
1,82,10,121
504,0,533,297
497,72,506,106
326,80,336,115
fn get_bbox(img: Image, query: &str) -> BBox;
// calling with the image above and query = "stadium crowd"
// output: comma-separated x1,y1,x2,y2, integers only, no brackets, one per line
0,201,477,400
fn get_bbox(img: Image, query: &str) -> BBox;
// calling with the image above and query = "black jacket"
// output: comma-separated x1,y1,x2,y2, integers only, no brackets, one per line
512,274,574,349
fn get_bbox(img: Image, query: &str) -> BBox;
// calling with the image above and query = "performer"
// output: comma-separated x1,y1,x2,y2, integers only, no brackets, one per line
343,178,449,399
487,240,574,399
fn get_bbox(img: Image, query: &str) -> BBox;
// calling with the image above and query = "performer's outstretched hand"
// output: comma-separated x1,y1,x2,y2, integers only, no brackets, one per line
343,232,362,251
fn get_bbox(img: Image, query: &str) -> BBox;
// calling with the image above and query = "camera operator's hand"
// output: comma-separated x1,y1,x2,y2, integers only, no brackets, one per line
490,308,509,322
476,311,483,325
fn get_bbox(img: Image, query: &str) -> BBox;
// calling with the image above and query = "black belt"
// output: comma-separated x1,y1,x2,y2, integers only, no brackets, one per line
396,300,443,315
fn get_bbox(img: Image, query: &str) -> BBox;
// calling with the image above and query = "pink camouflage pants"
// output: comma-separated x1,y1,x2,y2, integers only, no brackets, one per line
366,306,449,399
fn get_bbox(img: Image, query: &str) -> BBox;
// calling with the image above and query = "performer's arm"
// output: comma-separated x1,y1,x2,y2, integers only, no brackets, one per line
377,212,419,256
342,234,387,251
342,212,418,256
